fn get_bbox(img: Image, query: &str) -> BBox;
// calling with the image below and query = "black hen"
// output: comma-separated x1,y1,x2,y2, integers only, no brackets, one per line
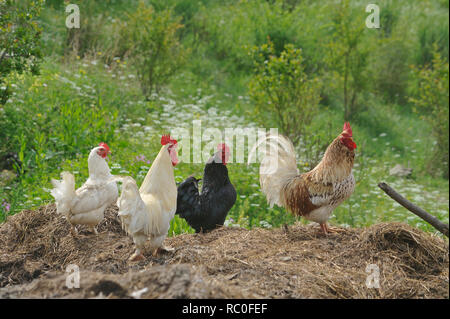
176,144,237,233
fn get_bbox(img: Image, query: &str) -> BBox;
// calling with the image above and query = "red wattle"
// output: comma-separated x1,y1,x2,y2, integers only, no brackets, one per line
170,149,179,166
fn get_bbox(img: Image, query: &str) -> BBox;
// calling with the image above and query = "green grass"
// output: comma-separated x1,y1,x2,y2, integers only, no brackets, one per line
0,0,448,237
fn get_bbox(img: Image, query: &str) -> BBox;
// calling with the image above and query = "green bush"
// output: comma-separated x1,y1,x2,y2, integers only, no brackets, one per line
63,1,140,61
118,2,188,98
0,0,44,104
410,47,449,178
0,74,118,175
248,40,321,145
371,38,410,103
192,1,296,72
149,0,208,35
324,0,369,121
64,1,109,59
416,17,449,66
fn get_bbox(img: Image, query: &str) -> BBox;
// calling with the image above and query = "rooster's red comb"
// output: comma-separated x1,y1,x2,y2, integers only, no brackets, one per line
343,122,353,137
99,142,110,152
161,134,177,146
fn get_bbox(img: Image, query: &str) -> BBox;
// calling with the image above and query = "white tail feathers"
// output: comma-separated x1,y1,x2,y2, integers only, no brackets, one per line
50,172,76,216
116,176,141,234
248,134,299,208
116,176,164,237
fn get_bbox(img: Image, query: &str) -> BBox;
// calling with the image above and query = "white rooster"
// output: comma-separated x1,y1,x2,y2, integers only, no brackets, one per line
50,143,118,236
116,135,179,261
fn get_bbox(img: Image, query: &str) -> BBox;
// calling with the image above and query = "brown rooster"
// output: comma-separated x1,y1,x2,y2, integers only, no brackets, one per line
249,123,356,234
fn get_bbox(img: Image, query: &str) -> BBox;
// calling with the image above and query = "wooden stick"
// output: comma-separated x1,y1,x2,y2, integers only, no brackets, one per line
378,182,449,237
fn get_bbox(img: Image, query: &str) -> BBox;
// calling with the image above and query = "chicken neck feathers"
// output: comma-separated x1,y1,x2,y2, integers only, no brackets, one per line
139,144,177,217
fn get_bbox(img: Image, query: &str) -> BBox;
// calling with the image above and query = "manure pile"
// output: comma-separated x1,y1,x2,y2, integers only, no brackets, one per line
0,204,448,298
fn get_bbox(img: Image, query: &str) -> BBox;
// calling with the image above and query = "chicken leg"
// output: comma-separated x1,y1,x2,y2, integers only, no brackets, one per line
130,248,145,261
129,235,146,261
70,224,78,237
90,226,98,235
152,246,174,257
319,223,345,235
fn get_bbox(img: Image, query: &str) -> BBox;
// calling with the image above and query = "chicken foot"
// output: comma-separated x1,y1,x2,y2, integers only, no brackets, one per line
70,224,78,237
152,246,174,257
90,226,98,235
319,223,345,235
129,248,145,262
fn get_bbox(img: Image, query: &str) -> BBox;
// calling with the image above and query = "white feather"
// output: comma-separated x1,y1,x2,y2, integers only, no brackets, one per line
248,134,299,207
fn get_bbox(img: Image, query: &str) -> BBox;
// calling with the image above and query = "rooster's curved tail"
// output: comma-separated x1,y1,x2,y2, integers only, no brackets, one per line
248,134,299,208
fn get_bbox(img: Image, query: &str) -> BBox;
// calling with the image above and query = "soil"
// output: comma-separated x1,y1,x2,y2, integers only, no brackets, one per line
0,204,448,299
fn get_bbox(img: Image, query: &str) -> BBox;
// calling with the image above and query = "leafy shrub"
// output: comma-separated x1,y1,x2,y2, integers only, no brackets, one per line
192,1,296,72
416,17,449,66
0,0,44,104
378,1,399,38
248,40,321,145
118,2,188,98
63,1,140,61
64,1,107,59
410,47,449,178
371,38,410,103
44,0,64,9
324,0,369,120
149,0,208,36
0,60,119,180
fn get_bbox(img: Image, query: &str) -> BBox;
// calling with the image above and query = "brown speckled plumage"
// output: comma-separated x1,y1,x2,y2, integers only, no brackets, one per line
280,137,355,218
253,123,356,229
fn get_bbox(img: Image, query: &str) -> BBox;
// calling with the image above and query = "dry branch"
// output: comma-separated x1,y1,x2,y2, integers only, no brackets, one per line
378,182,449,237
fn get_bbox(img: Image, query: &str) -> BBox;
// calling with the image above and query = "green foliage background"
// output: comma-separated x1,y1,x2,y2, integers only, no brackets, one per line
0,0,448,237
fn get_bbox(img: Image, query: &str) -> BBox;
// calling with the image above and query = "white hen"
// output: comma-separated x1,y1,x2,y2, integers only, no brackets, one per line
50,143,118,235
116,135,178,261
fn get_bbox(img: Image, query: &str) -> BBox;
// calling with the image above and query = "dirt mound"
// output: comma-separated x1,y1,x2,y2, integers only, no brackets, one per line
0,264,242,299
0,204,448,298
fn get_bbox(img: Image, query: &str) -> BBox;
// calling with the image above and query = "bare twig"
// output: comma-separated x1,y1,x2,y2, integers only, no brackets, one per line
378,182,449,237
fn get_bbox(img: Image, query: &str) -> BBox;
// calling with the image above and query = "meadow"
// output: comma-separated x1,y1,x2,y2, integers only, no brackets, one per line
0,0,448,237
